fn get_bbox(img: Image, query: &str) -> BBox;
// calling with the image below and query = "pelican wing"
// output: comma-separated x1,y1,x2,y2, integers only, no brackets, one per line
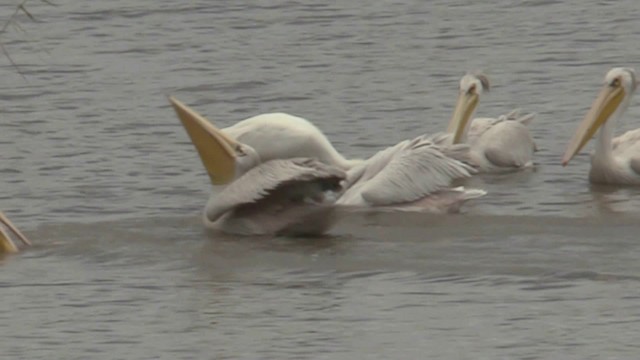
206,158,345,220
468,109,536,145
612,128,640,153
423,132,474,165
611,129,640,176
629,158,640,176
467,108,537,169
484,146,528,168
343,136,476,206
480,121,536,168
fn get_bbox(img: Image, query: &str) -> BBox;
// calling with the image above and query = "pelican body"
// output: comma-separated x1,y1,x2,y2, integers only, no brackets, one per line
0,212,31,254
205,158,346,236
170,97,347,236
222,113,362,171
334,134,485,212
447,73,537,172
562,67,640,185
169,97,486,235
217,109,483,211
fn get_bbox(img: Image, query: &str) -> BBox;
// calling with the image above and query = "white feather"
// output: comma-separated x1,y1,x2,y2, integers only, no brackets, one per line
223,113,361,170
206,158,345,221
466,111,537,171
338,136,477,206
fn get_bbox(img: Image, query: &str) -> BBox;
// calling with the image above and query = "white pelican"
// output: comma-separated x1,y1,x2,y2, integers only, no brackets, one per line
203,157,346,236
170,98,346,236
222,113,362,171
562,67,640,185
169,97,486,235
447,73,537,172
222,114,472,170
0,212,31,254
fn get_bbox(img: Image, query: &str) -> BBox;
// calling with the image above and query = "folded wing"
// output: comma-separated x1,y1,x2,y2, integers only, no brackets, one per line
340,136,476,206
206,158,345,221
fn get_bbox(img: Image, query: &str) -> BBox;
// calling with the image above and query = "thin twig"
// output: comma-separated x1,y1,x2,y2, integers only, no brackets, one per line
0,0,55,77
0,40,26,80
0,0,29,35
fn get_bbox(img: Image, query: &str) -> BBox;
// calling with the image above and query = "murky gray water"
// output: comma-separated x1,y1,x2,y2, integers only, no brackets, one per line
2,0,640,358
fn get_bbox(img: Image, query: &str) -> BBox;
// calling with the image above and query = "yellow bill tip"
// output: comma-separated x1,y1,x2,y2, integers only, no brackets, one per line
167,96,238,185
0,212,31,247
0,236,19,254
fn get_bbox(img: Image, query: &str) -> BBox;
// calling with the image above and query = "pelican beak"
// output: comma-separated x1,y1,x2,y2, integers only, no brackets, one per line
169,97,242,185
447,91,479,144
0,228,18,253
0,212,31,253
562,84,626,166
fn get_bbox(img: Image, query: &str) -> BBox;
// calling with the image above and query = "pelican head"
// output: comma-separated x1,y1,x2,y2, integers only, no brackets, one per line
562,67,638,166
169,97,260,185
448,72,490,144
0,212,31,254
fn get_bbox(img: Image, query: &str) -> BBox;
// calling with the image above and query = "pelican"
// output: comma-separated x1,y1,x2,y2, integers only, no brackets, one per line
222,114,472,171
222,112,362,171
169,97,486,235
202,157,346,236
562,67,640,185
447,73,537,172
0,212,31,254
170,98,346,236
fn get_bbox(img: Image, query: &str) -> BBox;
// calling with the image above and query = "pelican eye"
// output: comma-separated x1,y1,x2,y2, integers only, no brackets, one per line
610,78,620,87
235,145,246,156
467,84,476,94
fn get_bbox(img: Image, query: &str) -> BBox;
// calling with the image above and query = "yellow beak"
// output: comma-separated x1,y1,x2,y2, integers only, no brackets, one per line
562,84,626,166
447,91,479,144
0,228,18,254
169,97,241,185
0,212,31,254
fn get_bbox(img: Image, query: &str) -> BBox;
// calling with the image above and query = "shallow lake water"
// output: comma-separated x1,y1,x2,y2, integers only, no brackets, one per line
1,0,640,358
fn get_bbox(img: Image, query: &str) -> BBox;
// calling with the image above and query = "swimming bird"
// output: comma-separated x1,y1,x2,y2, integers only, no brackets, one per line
221,112,362,171
169,98,346,235
203,157,346,236
0,212,31,254
169,97,485,235
229,123,483,211
562,67,640,185
447,73,537,172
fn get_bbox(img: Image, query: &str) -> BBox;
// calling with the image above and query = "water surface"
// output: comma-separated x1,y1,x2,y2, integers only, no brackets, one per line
1,0,640,358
